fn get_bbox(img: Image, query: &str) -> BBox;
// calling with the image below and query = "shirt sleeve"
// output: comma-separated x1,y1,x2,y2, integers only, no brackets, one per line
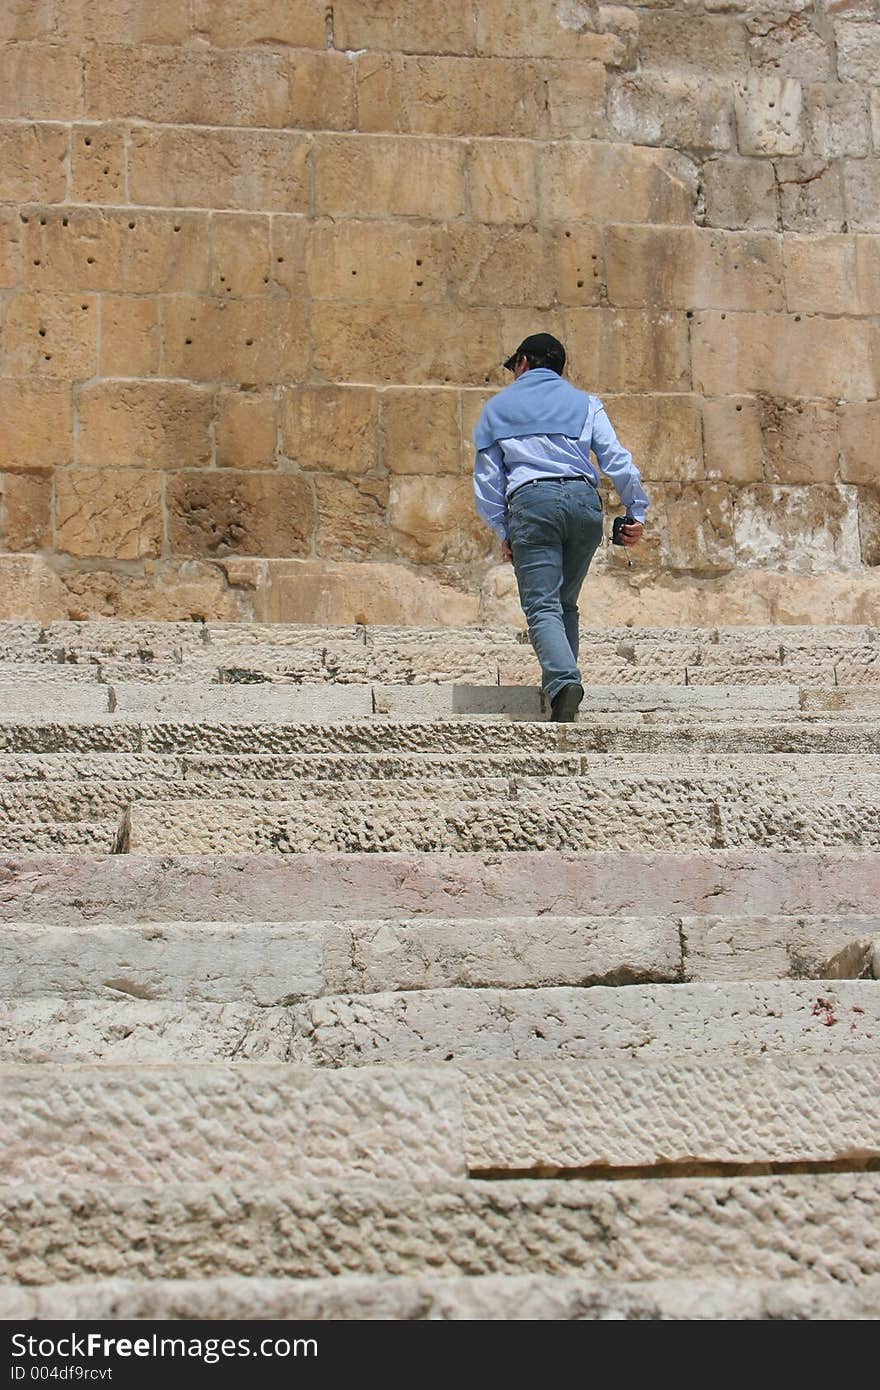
588,400,650,524
473,442,509,542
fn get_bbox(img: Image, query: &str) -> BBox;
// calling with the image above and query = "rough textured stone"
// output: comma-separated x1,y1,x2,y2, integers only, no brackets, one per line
0,122,67,202
3,1274,877,1321
840,402,880,486
692,313,876,398
605,226,782,311
736,75,804,155
466,143,539,224
702,398,765,484
166,473,313,559
55,470,163,561
99,296,161,377
78,382,213,469
216,391,277,471
382,391,461,475
162,297,309,384
733,485,861,574
68,123,127,203
267,561,480,626
355,54,544,138
4,292,97,380
610,74,735,151
0,471,51,551
0,381,72,471
129,127,311,212
700,157,778,230
24,208,210,295
390,478,493,565
281,387,377,474
314,136,466,219
540,143,697,225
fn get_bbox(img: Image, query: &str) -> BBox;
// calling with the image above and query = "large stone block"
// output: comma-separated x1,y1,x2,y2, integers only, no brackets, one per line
166,473,313,559
840,401,880,485
610,74,735,151
0,208,18,287
474,0,623,62
23,208,210,295
543,60,607,139
692,312,876,398
466,143,539,225
603,395,703,483
733,484,861,573
68,124,126,203
776,156,845,233
333,0,475,54
447,225,555,307
267,560,479,625
564,308,691,393
84,46,290,127
553,226,605,307
639,13,747,74
162,297,309,384
0,43,83,120
189,0,327,48
700,157,777,231
53,0,191,43
783,233,880,315
216,391,277,472
99,296,160,377
382,390,461,476
759,398,840,485
0,472,51,551
835,19,880,82
735,75,804,155
129,128,311,213
211,215,270,299
77,382,214,470
269,217,307,297
605,226,782,311
315,475,390,560
391,477,493,565
747,16,833,82
3,292,97,379
56,469,163,560
858,487,880,568
312,305,499,386
305,220,446,303
59,560,257,623
355,53,543,138
281,387,377,474
288,50,355,130
843,158,880,232
659,482,735,572
805,82,870,158
314,136,466,219
540,142,697,225
0,381,72,471
0,122,67,202
702,398,765,484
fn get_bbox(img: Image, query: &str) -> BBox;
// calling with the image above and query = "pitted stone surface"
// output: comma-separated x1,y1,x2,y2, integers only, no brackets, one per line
461,1057,880,1172
2,1274,878,1321
2,1175,878,1284
125,776,880,853
0,1066,464,1185
290,981,880,1067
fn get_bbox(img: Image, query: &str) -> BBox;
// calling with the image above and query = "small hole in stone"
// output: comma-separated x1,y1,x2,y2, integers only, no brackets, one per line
81,304,88,310
43,353,52,361
351,269,357,275
103,166,109,175
768,102,775,109
84,137,92,146
263,276,269,283
565,230,571,238
62,217,69,226
686,310,693,319
416,279,423,286
416,259,422,266
735,404,742,412
39,216,46,225
185,338,192,345
219,275,225,282
38,328,46,337
173,225,181,233
128,221,135,230
33,259,41,266
86,256,95,264
245,338,254,346
576,279,584,288
277,256,284,263
794,315,801,322
20,214,28,223
720,313,726,320
591,254,597,261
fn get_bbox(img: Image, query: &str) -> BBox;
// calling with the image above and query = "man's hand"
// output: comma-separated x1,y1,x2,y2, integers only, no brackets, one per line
620,521,644,547
502,539,513,563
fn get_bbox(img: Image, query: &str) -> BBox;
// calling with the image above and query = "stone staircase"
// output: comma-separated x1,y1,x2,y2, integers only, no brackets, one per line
0,619,878,1320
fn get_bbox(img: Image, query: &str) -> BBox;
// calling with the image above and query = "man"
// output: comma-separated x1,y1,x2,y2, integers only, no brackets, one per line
473,333,648,722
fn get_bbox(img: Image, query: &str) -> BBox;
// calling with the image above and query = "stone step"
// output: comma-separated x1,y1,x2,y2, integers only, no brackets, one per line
0,822,121,853
288,981,879,1068
0,915,683,1003
2,715,878,756
2,851,876,924
125,777,880,854
5,759,880,827
2,1273,876,1321
2,1173,877,1284
1,981,875,1063
3,1056,879,1186
4,913,873,1003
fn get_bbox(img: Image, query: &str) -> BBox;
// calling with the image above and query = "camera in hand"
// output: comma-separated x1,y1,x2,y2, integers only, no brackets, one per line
612,514,637,545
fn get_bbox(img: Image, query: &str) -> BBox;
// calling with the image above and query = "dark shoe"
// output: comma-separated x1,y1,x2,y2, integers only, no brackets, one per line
550,682,584,723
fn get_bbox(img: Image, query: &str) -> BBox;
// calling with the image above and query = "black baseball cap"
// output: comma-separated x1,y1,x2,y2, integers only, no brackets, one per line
503,333,566,373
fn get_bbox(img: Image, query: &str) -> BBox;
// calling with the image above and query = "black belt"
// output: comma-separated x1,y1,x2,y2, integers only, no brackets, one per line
508,475,593,503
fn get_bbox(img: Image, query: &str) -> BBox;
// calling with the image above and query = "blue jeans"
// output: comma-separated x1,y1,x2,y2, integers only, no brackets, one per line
508,479,604,700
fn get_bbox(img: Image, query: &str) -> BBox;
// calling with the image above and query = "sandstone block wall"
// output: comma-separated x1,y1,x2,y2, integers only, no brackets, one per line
0,0,878,624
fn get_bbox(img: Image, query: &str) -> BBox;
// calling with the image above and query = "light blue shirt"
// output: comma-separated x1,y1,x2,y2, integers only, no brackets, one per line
473,396,650,542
